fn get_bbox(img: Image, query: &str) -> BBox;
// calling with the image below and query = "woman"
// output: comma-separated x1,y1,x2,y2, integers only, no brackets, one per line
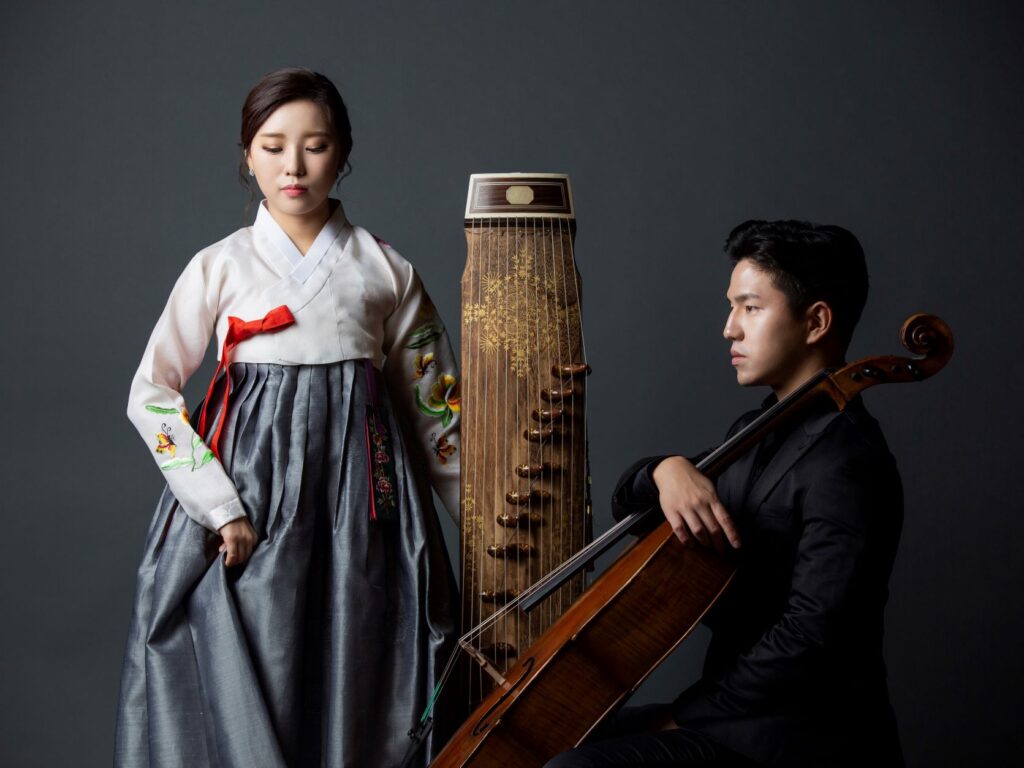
114,68,461,767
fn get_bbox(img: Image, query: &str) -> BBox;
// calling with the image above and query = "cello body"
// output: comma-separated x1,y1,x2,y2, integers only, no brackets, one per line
434,523,733,766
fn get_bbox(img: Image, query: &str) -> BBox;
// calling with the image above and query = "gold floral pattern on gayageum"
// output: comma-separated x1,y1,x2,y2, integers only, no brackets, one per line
463,241,581,378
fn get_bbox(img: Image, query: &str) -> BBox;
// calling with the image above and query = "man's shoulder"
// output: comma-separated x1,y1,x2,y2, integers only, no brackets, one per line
802,398,900,487
829,398,893,457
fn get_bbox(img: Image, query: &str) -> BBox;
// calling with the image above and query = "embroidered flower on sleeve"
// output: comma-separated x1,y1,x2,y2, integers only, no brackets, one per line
415,373,461,428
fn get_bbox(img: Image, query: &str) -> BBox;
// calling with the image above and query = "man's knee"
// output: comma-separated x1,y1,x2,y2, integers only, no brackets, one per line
543,749,596,768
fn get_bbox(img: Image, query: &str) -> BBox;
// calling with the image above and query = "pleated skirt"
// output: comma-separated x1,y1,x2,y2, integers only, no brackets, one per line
114,361,459,768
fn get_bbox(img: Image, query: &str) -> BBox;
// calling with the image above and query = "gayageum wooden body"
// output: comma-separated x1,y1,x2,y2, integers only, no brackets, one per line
459,174,592,698
433,314,953,767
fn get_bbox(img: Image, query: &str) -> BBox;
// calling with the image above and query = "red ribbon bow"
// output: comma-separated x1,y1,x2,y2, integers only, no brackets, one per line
198,305,296,461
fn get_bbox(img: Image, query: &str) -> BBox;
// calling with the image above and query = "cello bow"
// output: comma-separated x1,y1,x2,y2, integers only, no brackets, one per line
429,313,952,767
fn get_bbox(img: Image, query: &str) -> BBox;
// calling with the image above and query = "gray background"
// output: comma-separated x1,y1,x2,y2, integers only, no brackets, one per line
1,1,1021,765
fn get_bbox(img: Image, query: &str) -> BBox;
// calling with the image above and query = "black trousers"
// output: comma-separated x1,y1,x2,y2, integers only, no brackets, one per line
542,705,757,768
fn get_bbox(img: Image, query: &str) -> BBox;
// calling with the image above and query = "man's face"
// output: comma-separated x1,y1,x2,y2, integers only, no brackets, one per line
724,259,814,398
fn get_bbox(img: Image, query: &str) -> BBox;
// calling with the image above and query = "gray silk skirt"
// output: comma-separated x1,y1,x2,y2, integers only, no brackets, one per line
114,361,460,768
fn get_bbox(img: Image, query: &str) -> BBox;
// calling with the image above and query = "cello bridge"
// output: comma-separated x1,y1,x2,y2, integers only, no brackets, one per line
460,640,512,690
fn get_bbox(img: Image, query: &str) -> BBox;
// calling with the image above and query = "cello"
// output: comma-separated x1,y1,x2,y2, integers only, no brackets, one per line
420,313,952,767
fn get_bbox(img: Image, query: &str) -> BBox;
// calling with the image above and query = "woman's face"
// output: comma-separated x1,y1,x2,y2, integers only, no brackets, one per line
246,99,342,221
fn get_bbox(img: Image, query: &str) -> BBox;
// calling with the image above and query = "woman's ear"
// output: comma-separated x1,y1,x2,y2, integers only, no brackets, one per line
805,300,833,345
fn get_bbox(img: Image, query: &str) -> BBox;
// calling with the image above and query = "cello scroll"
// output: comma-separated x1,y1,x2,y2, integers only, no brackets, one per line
820,313,954,408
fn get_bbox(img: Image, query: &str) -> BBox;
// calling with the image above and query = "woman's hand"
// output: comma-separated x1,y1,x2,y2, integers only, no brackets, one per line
652,456,741,553
217,517,258,566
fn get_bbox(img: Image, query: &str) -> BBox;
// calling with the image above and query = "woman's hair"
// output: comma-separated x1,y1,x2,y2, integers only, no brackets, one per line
238,68,353,191
724,219,869,352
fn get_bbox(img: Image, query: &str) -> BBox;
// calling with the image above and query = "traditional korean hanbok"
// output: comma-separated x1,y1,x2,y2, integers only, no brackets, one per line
115,200,462,768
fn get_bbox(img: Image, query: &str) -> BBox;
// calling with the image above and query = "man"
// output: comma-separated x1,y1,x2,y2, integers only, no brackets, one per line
546,220,904,766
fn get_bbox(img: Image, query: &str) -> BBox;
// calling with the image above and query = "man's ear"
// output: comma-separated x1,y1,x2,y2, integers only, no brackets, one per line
805,301,833,345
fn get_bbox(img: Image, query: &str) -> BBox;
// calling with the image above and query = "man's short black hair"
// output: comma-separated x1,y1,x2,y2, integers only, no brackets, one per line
725,219,869,352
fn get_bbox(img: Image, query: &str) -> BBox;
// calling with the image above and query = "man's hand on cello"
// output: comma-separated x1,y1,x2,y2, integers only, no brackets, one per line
652,456,741,553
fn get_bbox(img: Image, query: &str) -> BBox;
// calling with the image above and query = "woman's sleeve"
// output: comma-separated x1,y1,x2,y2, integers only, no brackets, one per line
126,253,247,532
382,258,461,523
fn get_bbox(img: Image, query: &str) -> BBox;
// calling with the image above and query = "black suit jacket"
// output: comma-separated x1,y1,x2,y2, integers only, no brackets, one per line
612,397,904,767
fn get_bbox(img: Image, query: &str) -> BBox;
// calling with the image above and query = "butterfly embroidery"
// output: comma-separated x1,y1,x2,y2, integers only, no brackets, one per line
432,433,456,465
414,352,436,379
154,424,176,457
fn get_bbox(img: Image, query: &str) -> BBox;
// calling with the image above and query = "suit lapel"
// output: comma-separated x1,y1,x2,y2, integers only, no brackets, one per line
718,445,759,515
741,406,842,514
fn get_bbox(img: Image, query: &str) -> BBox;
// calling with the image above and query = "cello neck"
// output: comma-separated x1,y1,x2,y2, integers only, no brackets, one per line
697,369,832,478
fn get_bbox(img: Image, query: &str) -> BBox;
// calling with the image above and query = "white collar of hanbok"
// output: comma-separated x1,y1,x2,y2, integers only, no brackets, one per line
254,199,350,284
